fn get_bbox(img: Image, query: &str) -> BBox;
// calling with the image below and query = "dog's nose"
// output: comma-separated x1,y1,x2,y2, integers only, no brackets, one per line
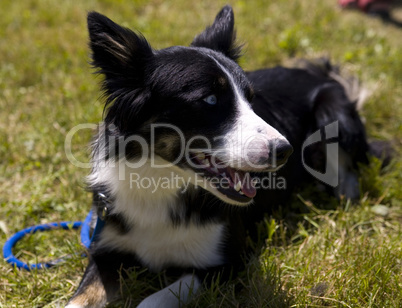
273,140,293,166
246,138,293,169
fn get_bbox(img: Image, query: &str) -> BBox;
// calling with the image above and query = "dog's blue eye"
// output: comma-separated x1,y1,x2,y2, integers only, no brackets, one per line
203,95,217,105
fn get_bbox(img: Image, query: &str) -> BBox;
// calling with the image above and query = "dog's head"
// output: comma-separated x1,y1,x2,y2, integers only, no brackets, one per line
88,6,293,205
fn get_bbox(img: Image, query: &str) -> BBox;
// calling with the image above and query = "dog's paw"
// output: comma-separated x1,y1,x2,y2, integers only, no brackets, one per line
65,303,104,308
65,298,106,308
137,274,200,308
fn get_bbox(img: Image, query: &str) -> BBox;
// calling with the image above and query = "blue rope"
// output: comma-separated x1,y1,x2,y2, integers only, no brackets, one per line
3,211,97,271
80,210,93,249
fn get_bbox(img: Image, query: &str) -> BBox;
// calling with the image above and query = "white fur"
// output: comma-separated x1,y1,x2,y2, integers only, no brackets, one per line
99,221,224,271
90,157,225,270
209,58,288,170
89,157,186,227
137,274,201,308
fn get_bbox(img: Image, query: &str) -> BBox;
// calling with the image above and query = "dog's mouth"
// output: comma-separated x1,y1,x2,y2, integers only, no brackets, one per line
189,152,257,204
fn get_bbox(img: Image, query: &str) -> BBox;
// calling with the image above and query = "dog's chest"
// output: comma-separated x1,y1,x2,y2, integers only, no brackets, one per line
135,222,225,270
100,221,225,271
95,163,226,270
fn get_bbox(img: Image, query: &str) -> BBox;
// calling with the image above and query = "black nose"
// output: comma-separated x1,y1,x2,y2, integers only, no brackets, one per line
272,140,293,166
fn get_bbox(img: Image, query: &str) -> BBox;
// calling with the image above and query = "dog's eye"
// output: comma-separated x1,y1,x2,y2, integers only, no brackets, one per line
203,94,217,105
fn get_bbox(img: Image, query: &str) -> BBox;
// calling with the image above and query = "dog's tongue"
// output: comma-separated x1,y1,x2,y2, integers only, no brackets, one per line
240,173,257,198
228,169,257,198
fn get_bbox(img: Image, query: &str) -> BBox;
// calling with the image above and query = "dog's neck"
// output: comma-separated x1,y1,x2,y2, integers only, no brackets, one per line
89,157,192,227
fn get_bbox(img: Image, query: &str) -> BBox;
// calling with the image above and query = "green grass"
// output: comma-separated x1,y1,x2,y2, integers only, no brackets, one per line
0,0,401,307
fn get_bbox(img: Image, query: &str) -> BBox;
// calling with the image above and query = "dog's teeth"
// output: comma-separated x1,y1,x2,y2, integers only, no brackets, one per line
234,181,242,192
220,173,227,178
239,191,244,195
196,152,206,160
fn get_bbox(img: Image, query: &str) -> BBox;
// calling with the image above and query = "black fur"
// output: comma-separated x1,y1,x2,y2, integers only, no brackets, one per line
191,5,242,61
67,6,380,308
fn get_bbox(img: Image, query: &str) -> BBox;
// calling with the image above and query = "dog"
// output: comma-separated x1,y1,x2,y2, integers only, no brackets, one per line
66,5,378,307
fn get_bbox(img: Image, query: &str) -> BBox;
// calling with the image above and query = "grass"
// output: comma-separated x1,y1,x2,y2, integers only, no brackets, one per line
0,0,401,307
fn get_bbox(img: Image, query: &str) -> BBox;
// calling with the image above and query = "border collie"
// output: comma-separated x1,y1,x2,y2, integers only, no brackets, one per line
67,5,375,307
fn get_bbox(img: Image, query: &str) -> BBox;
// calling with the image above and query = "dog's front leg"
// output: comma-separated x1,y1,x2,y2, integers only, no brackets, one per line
66,257,110,308
137,274,201,308
66,250,138,308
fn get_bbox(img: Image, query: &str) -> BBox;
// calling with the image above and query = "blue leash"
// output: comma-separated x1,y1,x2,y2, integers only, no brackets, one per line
3,210,103,271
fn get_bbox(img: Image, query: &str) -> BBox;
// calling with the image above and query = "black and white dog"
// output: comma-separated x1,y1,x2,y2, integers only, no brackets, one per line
67,6,375,307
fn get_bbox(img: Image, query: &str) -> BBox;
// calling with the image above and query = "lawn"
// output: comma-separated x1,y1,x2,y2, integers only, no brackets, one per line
0,0,401,307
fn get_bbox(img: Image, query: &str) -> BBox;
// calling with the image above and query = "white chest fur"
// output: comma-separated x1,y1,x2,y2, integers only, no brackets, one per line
90,158,226,271
99,221,225,271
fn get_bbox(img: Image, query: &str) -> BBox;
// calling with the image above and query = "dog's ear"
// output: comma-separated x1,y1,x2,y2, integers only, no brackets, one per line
87,12,154,132
87,12,153,90
191,5,242,61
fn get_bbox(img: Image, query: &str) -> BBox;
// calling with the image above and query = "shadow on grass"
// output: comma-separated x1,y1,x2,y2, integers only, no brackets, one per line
108,261,294,308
